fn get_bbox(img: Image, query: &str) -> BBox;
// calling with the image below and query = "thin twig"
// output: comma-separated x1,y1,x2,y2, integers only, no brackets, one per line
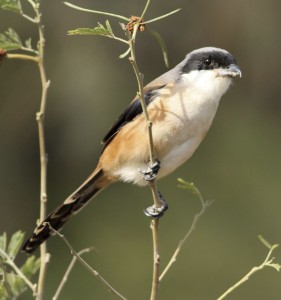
128,21,161,300
126,2,168,298
21,12,38,23
26,0,36,8
128,24,161,209
7,53,39,62
64,2,130,22
150,219,160,300
217,244,280,300
33,4,51,300
159,196,213,281
140,0,150,19
46,224,127,300
5,3,51,299
0,248,37,294
144,8,181,24
52,248,95,300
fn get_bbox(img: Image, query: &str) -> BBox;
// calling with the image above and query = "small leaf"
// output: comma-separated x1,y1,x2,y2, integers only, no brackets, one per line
146,27,169,68
68,23,114,38
177,178,199,196
7,231,25,261
0,0,22,14
0,232,7,252
0,282,9,299
105,20,113,35
6,28,21,44
258,235,273,250
6,271,27,297
24,37,32,49
21,256,40,279
0,28,22,51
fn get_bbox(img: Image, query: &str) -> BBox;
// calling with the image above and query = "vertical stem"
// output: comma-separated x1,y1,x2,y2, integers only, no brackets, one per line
140,0,151,19
34,4,50,300
128,23,161,300
128,25,161,209
150,219,160,300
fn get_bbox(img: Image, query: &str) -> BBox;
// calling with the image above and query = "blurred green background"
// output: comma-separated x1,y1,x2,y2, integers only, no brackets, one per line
1,0,281,299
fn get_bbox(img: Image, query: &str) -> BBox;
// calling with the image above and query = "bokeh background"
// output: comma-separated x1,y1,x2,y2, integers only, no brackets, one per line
1,0,281,299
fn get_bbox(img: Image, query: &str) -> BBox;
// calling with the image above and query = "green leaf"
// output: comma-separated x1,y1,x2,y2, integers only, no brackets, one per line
6,271,27,297
0,28,22,51
177,178,199,196
146,27,169,68
0,233,7,252
105,20,113,35
68,21,114,38
0,282,9,300
24,37,32,49
0,231,38,300
7,231,25,261
0,0,22,14
0,265,13,299
21,256,40,279
258,235,273,250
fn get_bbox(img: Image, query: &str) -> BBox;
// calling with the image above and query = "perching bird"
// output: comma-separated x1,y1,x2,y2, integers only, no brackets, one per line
22,47,241,253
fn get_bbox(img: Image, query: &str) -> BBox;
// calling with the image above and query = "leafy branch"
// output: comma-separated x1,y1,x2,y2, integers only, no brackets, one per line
66,1,180,67
1,0,51,299
68,21,128,44
0,28,37,54
0,231,40,299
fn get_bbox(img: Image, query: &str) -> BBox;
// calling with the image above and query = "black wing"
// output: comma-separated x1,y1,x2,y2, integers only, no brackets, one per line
101,87,163,151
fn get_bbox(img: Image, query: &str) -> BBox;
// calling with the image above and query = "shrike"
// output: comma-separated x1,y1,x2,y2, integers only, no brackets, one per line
23,47,241,253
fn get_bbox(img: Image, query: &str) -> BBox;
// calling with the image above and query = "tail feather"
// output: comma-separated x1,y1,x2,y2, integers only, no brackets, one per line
22,167,108,254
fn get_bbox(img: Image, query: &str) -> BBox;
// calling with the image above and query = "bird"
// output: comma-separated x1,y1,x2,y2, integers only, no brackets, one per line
22,47,241,253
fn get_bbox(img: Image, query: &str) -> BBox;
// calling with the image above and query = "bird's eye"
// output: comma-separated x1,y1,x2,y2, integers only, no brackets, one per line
203,57,212,66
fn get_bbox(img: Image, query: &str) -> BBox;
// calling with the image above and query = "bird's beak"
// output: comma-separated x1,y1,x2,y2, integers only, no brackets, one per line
217,64,242,78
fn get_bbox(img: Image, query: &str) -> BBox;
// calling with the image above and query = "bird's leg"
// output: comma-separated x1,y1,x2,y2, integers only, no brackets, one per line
144,191,168,218
139,159,168,217
139,159,161,181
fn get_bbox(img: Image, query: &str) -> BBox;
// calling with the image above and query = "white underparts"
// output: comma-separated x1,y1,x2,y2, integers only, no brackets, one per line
113,70,232,186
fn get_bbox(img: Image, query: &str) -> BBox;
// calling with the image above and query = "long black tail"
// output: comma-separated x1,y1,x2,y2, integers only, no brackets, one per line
22,167,108,254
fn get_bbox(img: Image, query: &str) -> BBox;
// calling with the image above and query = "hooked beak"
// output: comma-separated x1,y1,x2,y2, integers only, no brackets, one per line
217,64,242,78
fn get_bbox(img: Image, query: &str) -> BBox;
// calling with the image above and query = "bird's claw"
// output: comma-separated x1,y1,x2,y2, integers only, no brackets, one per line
144,191,168,218
139,159,161,181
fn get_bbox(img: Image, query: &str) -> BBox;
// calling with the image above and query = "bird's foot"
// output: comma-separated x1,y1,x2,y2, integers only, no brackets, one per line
144,191,168,218
139,159,161,181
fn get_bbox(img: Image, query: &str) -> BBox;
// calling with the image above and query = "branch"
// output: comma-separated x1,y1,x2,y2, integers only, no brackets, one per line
52,248,95,300
217,240,280,300
160,180,213,281
128,21,161,300
64,2,130,22
6,53,39,62
30,4,51,300
150,219,160,300
0,248,37,294
144,8,181,24
47,223,128,300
